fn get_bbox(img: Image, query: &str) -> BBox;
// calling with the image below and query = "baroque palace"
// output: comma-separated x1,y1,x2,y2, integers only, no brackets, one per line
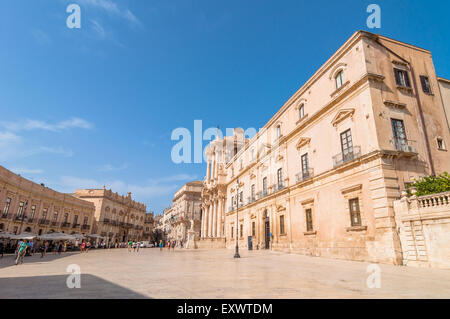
200,31,450,264
157,181,203,243
0,165,153,242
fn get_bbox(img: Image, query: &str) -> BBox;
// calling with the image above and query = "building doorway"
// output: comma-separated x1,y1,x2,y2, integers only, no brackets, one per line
264,210,270,249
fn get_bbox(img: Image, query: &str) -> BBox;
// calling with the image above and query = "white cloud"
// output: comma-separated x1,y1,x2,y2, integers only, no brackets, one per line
1,117,93,132
79,0,141,26
32,29,51,45
10,168,44,175
39,147,74,157
58,176,179,198
152,174,199,183
99,163,128,172
90,19,106,38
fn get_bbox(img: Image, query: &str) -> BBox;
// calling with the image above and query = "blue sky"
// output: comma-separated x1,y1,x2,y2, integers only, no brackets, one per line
0,0,449,214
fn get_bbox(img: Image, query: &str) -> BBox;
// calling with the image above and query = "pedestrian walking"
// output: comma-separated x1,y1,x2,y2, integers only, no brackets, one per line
159,240,163,251
41,241,49,258
57,242,63,255
81,241,86,253
128,240,133,252
15,240,28,265
86,241,91,253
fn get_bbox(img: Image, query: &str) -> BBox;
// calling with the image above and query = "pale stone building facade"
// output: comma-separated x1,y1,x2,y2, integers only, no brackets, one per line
0,165,95,236
438,77,450,133
200,31,450,265
142,212,155,241
73,188,147,243
170,181,203,243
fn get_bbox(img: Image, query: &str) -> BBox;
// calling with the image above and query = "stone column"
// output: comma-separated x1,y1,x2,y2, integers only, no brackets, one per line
202,205,208,238
208,203,213,237
200,206,205,238
207,160,211,182
217,197,223,238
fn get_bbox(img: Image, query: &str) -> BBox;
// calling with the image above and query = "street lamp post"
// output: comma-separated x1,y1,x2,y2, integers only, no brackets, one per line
234,179,240,259
18,200,28,234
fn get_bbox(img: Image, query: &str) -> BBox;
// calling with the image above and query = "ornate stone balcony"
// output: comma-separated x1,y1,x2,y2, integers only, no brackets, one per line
393,139,418,156
38,219,50,225
296,168,314,183
332,146,361,168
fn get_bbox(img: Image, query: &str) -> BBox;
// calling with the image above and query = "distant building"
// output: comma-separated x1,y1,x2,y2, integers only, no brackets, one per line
170,181,203,243
0,165,95,236
73,188,147,243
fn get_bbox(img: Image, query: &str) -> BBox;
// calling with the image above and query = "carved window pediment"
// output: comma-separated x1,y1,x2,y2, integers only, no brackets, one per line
331,108,355,127
296,137,311,150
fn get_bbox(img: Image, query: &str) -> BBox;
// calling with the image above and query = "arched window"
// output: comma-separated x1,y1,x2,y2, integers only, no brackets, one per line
299,104,305,120
335,70,344,90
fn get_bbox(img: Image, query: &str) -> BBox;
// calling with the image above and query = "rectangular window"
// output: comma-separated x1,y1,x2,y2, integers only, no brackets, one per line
279,215,285,234
252,221,256,237
394,68,411,88
420,75,432,94
73,215,78,225
437,138,445,150
3,197,11,216
263,177,267,195
349,198,362,227
240,224,243,238
335,71,344,89
30,205,36,219
42,208,48,220
83,216,89,225
277,168,283,188
251,184,255,200
16,202,24,217
53,212,58,221
231,226,234,238
301,153,309,178
64,213,69,223
340,129,353,161
276,126,281,139
299,104,305,119
305,208,313,232
391,119,407,150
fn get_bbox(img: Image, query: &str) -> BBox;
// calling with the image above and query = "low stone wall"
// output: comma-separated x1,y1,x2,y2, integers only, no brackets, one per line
197,238,226,249
394,190,450,269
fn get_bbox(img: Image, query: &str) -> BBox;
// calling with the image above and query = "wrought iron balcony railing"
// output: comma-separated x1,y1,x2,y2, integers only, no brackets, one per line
393,139,418,155
38,219,50,225
1,214,11,220
72,223,80,228
296,168,314,183
332,146,361,168
61,222,71,228
82,224,90,230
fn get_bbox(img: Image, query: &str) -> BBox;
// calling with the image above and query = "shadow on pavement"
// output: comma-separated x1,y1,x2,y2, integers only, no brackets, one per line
0,274,149,299
0,252,82,270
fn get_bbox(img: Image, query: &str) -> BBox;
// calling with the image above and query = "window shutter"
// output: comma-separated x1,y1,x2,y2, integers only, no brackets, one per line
404,71,411,88
394,69,401,86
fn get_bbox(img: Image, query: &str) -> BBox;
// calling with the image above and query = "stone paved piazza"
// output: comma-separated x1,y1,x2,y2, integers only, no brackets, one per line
0,249,449,299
